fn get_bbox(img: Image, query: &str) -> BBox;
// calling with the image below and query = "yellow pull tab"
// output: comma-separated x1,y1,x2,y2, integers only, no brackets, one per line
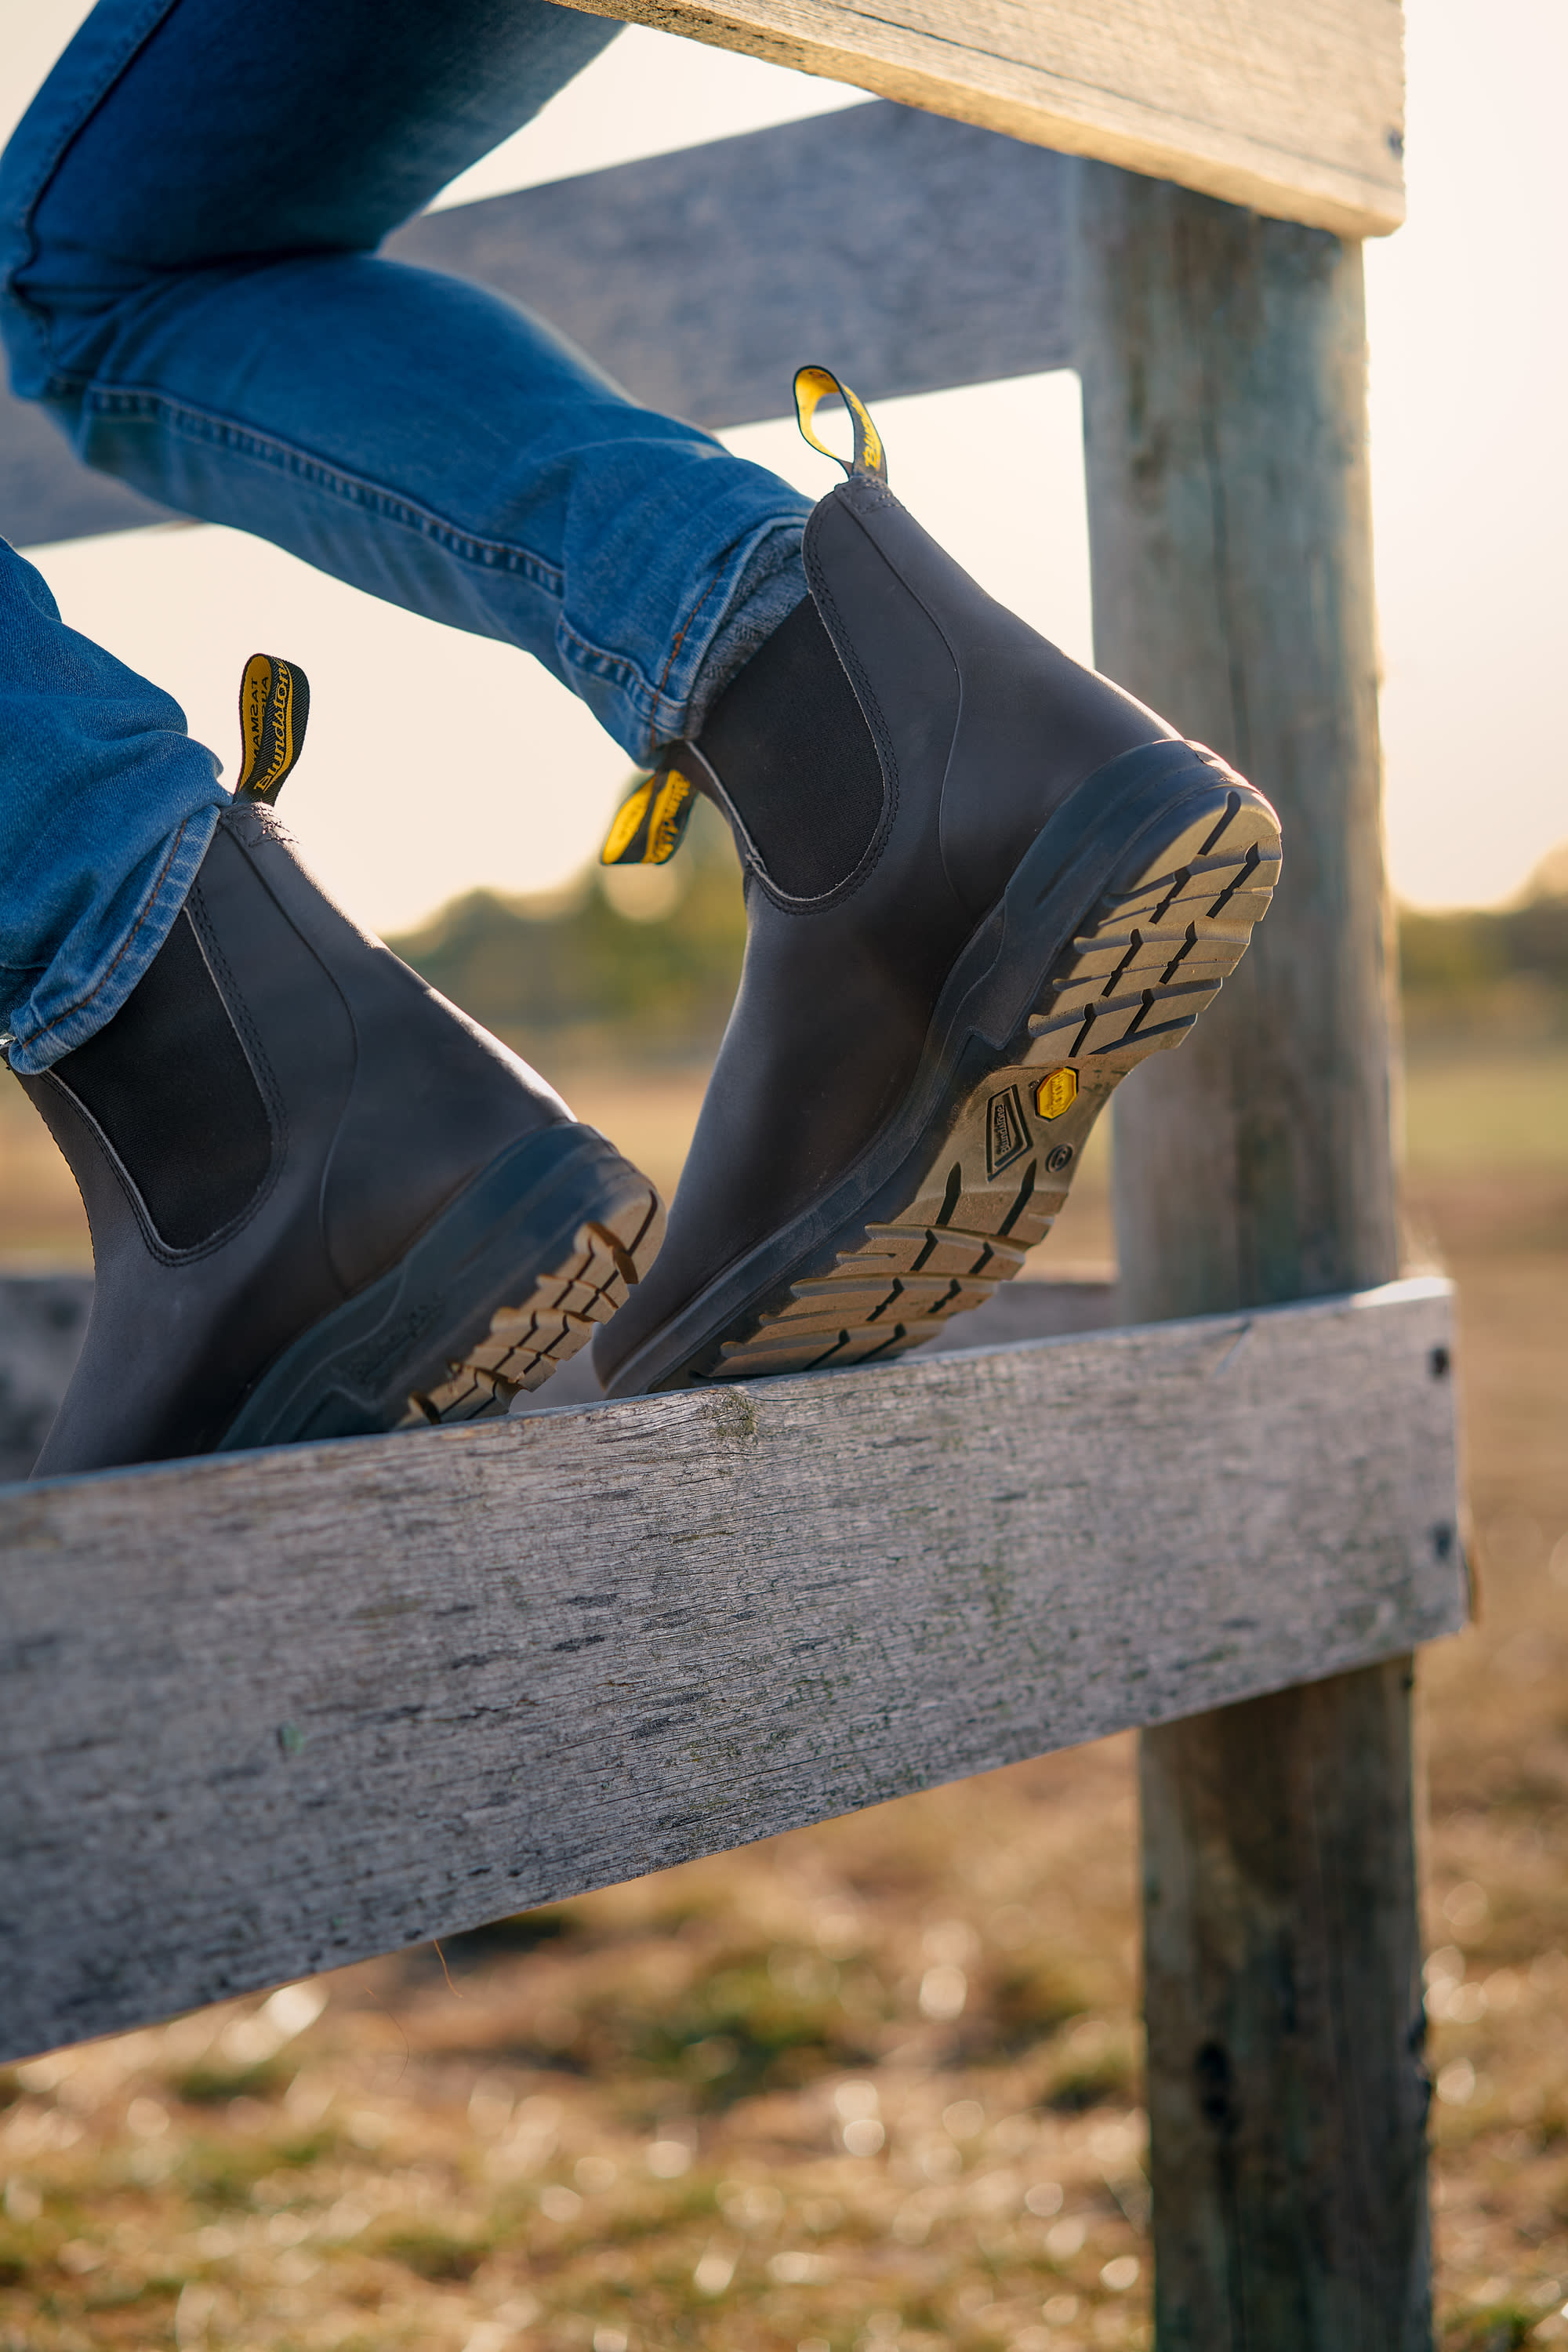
601,767,698,867
235,652,310,804
793,365,887,484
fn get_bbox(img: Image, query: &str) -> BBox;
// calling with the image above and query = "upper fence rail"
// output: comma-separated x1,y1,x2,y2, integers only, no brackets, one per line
559,0,1406,236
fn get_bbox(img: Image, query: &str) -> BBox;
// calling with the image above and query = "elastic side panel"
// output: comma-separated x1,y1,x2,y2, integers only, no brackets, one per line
53,911,272,1251
699,593,884,898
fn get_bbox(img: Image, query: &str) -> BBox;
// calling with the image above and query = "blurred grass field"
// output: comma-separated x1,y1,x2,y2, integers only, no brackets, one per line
1404,1043,1568,1175
2,867,1566,2352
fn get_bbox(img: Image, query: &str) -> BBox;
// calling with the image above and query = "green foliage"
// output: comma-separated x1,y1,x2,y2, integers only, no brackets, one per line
623,1949,862,2103
372,2226,487,2281
169,2056,291,2106
1399,908,1514,996
435,1905,577,1965
1442,2303,1536,2351
387,793,746,1063
466,1926,887,2105
1399,849,1568,1039
174,2130,324,2208
1041,2023,1140,2112
989,1957,1090,2052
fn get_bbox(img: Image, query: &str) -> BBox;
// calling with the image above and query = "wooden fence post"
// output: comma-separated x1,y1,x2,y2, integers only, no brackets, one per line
1072,165,1432,2346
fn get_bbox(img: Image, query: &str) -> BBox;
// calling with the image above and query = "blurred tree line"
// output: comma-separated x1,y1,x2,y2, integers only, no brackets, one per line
389,796,1568,1064
389,796,747,1065
1398,842,1568,1042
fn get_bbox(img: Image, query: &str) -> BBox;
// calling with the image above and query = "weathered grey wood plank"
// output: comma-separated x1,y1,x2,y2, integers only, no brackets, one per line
1075,167,1432,2343
1076,177,1398,1325
4,102,1071,552
0,1277,1460,2063
557,0,1406,237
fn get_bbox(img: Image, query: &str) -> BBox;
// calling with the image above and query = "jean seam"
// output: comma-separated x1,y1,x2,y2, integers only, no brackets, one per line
83,384,568,595
555,616,704,753
556,629,654,695
649,568,724,743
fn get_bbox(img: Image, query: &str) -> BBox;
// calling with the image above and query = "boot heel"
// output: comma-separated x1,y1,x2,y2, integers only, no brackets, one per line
1024,769,1281,1070
218,1127,663,1451
405,1177,664,1426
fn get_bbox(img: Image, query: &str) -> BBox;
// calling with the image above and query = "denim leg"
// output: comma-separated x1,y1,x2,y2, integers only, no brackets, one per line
0,539,223,1073
1,0,811,764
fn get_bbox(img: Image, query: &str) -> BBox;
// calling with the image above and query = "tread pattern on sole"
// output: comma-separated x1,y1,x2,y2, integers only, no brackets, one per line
401,1178,663,1426
704,777,1279,1382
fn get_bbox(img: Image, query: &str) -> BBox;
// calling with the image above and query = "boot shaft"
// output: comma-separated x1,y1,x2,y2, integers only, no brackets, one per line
31,804,568,1294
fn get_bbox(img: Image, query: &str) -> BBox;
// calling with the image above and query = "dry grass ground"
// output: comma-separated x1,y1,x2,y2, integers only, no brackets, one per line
1,1043,1564,2352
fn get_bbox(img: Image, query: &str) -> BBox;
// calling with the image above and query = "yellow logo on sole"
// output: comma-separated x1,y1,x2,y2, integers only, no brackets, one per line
1036,1068,1079,1120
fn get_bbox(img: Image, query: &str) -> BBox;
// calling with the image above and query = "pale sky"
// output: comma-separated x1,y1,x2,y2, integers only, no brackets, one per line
6,2,1566,929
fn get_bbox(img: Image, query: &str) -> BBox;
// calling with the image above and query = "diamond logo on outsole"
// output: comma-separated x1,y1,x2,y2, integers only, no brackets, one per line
986,1086,1029,1177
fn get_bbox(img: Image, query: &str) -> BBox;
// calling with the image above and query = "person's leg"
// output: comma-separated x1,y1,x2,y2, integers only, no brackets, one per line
1,0,810,773
0,0,753,1471
0,539,223,1073
3,6,1283,1414
2,553,662,1473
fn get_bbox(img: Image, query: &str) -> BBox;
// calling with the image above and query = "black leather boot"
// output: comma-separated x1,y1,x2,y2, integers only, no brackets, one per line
16,797,662,1475
596,369,1280,1395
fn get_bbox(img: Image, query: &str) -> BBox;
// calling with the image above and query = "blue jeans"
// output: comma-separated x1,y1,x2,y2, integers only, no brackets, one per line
0,0,811,1074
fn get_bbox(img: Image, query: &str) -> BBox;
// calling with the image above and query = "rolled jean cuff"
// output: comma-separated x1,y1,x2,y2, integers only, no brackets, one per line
560,506,810,763
3,800,220,1074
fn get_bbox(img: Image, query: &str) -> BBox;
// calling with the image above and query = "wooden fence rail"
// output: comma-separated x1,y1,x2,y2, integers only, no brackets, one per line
1,1276,1460,2065
557,0,1405,234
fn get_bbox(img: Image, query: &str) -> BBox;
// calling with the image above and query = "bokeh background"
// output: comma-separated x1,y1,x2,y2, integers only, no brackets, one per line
2,3,1566,2349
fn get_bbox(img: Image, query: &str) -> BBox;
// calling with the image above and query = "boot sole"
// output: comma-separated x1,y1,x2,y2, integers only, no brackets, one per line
217,1124,663,1451
603,741,1279,1393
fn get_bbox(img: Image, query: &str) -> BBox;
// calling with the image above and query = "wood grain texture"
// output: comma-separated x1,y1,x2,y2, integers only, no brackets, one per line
1074,167,1432,2344
1074,174,1399,1320
0,0,1406,554
1139,1659,1432,2350
0,1278,1460,2063
556,0,1406,236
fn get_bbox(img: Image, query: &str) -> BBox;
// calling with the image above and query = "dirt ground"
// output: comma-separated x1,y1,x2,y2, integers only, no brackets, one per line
1,1046,1565,2352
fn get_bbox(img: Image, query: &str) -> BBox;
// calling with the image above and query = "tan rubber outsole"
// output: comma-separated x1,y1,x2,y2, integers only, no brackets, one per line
705,787,1280,1380
402,1176,664,1425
